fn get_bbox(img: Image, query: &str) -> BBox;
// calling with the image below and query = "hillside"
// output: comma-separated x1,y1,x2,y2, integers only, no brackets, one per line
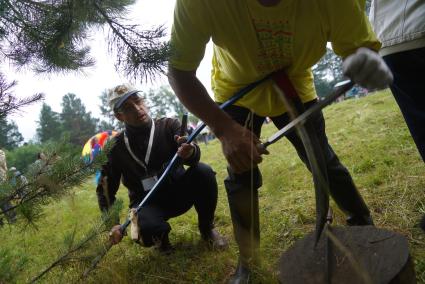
1,90,424,283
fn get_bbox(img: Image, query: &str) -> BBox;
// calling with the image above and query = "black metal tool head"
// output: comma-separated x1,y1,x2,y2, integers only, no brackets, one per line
180,113,188,137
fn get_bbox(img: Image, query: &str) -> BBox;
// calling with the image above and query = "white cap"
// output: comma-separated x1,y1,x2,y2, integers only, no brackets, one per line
107,84,140,112
9,167,16,171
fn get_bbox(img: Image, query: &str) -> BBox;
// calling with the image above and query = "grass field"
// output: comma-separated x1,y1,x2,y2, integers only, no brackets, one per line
1,90,424,283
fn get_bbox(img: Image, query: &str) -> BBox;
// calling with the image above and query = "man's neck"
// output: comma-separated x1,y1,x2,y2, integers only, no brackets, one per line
125,119,152,135
257,0,281,7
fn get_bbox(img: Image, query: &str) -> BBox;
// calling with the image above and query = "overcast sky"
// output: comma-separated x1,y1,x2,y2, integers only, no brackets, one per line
4,0,213,142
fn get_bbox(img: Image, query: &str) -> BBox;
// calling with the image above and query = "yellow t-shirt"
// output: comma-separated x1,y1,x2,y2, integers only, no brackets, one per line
170,0,381,117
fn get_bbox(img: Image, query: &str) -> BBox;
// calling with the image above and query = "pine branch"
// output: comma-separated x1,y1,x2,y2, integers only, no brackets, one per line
0,247,29,283
0,141,108,226
1,0,169,80
0,72,44,119
6,164,90,213
93,1,170,82
30,229,94,283
78,242,113,281
30,200,123,283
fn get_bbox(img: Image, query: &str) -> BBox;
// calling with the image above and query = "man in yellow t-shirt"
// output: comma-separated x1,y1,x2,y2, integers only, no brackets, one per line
168,0,393,282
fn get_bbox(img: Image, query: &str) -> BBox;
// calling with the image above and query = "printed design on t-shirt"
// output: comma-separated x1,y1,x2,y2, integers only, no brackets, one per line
252,19,293,73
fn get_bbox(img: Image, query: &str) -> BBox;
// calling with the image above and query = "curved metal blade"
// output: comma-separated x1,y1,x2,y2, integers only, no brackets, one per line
271,76,354,246
263,80,354,148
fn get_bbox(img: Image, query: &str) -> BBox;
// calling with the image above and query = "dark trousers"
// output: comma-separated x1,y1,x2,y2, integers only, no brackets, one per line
0,200,16,225
224,101,372,263
383,47,425,162
136,162,218,247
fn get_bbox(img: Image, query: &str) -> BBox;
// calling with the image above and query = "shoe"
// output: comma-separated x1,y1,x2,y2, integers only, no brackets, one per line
346,215,374,226
228,260,251,284
153,234,174,254
201,228,229,250
157,243,174,254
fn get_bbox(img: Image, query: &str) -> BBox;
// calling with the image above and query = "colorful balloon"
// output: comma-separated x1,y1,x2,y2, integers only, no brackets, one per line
82,130,119,164
82,130,119,185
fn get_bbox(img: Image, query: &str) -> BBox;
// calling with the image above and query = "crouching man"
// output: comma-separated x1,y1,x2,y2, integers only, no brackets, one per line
97,84,227,252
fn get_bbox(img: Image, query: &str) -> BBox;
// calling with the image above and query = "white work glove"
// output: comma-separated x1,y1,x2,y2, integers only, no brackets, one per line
343,47,393,90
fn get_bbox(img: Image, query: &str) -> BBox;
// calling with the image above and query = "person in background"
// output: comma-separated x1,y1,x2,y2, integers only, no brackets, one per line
369,0,425,232
9,167,29,199
0,149,16,225
33,152,47,170
99,84,228,252
90,136,101,163
168,0,393,282
0,149,6,180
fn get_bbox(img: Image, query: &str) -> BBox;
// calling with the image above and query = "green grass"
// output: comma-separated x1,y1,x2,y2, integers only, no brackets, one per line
1,90,424,283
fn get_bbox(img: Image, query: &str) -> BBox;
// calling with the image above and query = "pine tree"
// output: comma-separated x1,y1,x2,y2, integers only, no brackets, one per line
60,93,98,145
98,90,123,131
0,117,24,150
36,103,63,143
3,142,42,172
312,48,344,98
0,140,115,282
145,86,187,119
0,0,170,78
0,74,43,119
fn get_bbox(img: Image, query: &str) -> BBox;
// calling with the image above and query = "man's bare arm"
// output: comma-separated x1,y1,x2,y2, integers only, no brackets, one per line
168,67,234,138
168,67,265,173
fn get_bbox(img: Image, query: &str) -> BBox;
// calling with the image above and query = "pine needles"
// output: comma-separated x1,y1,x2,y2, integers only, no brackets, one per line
0,0,170,80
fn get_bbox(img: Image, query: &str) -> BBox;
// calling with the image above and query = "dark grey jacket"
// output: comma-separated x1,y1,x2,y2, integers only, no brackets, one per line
96,117,200,211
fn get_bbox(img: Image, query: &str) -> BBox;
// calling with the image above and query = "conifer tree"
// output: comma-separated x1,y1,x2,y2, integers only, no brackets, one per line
144,86,187,119
312,48,344,98
98,90,123,131
0,117,24,150
0,74,43,120
0,0,170,78
0,141,116,282
60,93,98,145
36,103,63,143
